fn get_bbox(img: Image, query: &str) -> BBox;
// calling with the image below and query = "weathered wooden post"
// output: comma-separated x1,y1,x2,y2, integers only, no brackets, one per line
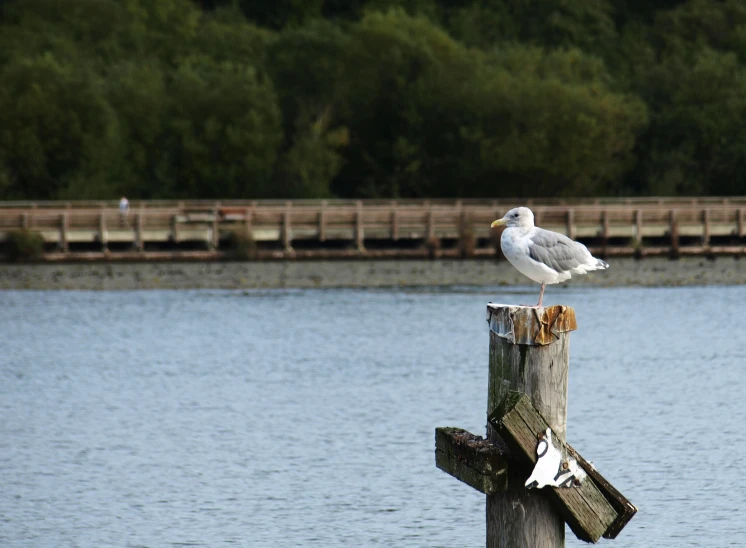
135,208,144,251
318,200,327,242
210,201,220,250
282,201,293,252
59,212,69,252
566,210,576,240
486,305,572,547
98,211,108,252
390,201,399,241
355,200,365,251
669,209,679,258
435,304,635,547
634,209,643,254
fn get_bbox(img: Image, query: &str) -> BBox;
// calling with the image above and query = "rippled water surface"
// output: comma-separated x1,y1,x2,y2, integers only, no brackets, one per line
1,285,745,547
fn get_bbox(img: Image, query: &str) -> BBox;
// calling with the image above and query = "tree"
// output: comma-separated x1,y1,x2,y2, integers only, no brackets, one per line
159,59,283,198
636,48,746,195
0,55,123,199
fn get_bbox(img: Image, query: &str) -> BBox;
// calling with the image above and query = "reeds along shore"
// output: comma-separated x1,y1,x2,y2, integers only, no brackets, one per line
1,198,746,262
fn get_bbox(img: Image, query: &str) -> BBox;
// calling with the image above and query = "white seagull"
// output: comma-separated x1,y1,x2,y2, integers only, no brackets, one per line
491,207,609,307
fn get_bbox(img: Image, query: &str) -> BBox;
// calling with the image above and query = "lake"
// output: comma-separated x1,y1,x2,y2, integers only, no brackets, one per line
1,285,744,547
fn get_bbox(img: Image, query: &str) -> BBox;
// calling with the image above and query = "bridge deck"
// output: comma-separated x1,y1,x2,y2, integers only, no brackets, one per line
1,198,745,259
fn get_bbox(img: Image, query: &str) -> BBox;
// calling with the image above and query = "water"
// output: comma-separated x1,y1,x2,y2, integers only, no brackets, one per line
1,285,745,547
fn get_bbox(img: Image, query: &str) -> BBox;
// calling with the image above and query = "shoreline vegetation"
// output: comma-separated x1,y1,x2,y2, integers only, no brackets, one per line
2,1,746,203
1,257,744,291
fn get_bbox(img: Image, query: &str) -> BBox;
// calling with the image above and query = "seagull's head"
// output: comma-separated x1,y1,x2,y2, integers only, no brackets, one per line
491,207,535,229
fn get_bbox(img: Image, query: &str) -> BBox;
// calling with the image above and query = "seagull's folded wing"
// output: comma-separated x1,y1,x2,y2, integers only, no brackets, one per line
528,229,594,274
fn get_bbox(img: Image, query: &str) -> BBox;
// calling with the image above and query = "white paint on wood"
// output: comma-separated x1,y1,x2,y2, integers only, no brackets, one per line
525,429,586,489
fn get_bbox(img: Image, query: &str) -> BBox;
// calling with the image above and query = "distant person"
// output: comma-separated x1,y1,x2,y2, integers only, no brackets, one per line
119,196,130,226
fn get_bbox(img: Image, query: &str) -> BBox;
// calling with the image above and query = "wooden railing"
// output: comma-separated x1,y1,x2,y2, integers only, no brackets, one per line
1,198,746,260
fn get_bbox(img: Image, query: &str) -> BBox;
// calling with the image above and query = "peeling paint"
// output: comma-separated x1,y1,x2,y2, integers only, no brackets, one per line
487,304,577,346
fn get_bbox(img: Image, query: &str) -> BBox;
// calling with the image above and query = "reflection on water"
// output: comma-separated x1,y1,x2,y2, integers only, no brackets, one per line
1,286,745,547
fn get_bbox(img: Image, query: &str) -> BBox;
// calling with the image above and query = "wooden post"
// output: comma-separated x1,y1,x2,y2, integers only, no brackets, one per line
601,210,609,259
486,304,576,548
133,208,144,251
669,209,679,258
390,201,399,241
319,200,327,242
435,304,635,546
210,202,220,250
21,212,29,229
702,208,710,248
426,207,435,241
282,201,293,252
566,209,575,240
738,209,745,238
172,214,179,244
355,200,364,251
244,208,253,241
99,213,108,251
60,212,69,252
634,209,643,253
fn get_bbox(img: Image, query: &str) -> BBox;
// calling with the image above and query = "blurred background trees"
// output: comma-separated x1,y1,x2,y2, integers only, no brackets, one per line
0,0,744,200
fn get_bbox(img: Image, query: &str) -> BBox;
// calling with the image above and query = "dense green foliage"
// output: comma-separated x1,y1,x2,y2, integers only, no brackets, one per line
4,229,45,261
0,0,744,199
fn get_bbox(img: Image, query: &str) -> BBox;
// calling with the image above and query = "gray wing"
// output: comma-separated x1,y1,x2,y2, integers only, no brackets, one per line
527,228,593,273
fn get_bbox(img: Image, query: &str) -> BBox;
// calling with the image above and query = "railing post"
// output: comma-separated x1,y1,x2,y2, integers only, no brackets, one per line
426,207,435,241
390,201,399,241
702,208,710,248
669,209,679,258
566,209,575,240
60,212,69,252
171,214,179,244
210,202,220,250
282,201,293,252
738,208,745,238
20,212,29,229
244,208,253,241
601,210,609,259
355,200,365,252
135,210,144,251
319,200,327,242
634,209,643,253
99,212,108,251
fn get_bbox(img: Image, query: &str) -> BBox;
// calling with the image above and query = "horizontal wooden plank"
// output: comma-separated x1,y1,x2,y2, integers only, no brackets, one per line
435,427,508,495
489,391,632,543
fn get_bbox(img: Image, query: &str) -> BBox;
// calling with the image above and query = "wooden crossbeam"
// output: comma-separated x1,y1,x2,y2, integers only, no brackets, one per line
564,442,637,539
489,391,636,543
434,427,508,496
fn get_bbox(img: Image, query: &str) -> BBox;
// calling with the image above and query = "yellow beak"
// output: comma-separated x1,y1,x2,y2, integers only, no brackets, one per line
491,218,507,228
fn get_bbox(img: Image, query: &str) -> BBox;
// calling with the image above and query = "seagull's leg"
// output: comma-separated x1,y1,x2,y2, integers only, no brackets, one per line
536,282,546,307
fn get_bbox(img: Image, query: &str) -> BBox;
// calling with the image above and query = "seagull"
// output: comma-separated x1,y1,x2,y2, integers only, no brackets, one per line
491,207,609,307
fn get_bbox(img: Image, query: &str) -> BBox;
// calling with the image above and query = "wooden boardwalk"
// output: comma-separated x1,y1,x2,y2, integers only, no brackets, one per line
1,198,746,260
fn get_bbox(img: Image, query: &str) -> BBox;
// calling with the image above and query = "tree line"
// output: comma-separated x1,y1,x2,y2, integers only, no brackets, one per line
1,0,745,201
